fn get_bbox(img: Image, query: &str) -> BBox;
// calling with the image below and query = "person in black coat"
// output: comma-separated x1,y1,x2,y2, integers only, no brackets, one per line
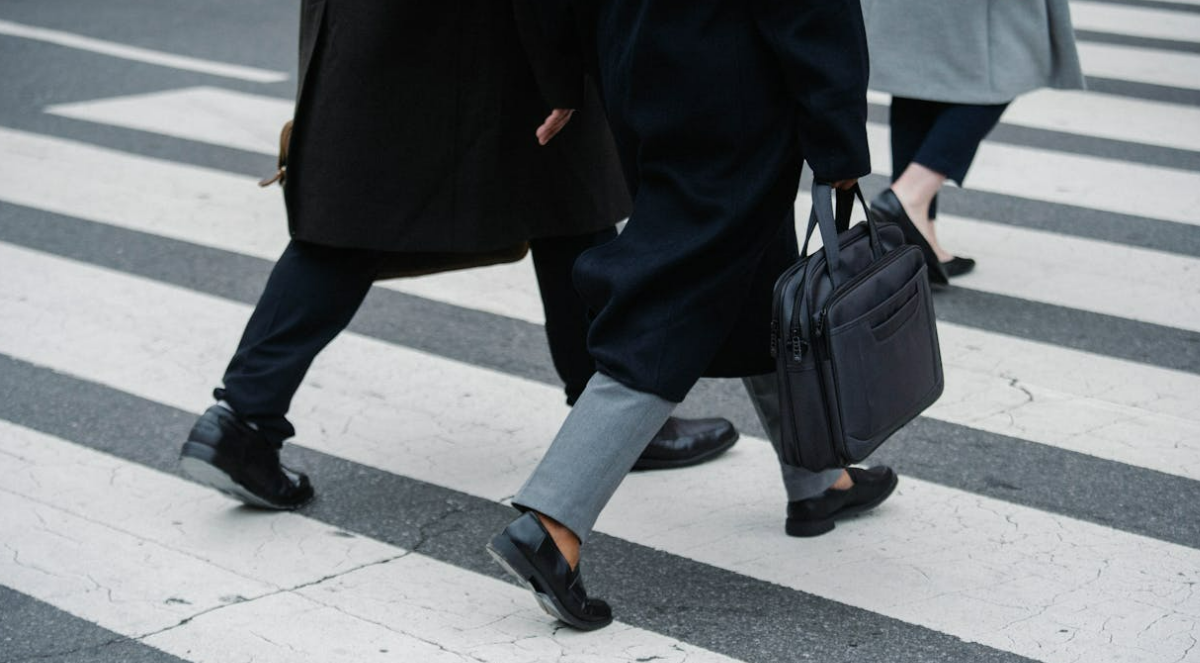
178,0,741,510
488,0,899,630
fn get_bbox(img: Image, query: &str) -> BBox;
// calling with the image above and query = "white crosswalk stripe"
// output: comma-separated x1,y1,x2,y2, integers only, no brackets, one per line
1071,0,1200,42
46,86,294,155
1107,0,1200,7
0,19,288,83
868,87,1200,153
4,4,1200,662
1078,41,1200,90
866,123,1200,227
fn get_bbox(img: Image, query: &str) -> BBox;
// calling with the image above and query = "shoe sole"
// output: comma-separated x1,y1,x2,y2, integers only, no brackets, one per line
785,472,899,538
486,536,612,631
179,442,312,511
630,432,740,472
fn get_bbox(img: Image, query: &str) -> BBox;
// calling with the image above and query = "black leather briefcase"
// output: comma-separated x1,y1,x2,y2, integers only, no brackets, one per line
771,183,944,471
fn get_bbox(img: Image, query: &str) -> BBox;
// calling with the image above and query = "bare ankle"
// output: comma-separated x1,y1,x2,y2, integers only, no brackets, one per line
536,512,581,570
831,469,854,491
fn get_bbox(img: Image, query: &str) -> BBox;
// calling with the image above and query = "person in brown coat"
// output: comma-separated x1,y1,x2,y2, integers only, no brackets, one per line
178,0,740,510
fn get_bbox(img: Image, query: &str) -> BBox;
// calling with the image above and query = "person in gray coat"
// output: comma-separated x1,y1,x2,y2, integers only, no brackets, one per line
862,0,1085,282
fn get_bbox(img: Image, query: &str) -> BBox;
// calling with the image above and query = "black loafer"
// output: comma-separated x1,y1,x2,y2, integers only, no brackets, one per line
786,466,898,537
631,416,739,471
487,513,613,631
870,190,950,286
179,404,314,510
942,256,976,278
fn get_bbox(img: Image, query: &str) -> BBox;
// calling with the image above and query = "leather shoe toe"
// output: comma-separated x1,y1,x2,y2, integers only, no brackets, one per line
632,416,739,471
942,256,976,278
785,466,897,537
179,405,314,510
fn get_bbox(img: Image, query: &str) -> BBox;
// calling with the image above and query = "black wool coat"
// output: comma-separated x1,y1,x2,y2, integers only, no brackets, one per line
517,0,873,401
283,0,630,254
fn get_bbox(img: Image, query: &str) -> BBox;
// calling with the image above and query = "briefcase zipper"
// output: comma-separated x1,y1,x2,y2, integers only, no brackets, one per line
774,219,882,360
770,259,809,358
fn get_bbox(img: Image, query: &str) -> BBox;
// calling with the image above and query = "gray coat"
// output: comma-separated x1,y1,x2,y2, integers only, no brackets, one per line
861,0,1085,104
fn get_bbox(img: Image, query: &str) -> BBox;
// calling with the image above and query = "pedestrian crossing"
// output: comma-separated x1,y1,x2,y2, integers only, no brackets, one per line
5,120,1199,336
4,240,1199,663
4,130,1197,482
1,2,1199,662
32,90,1200,333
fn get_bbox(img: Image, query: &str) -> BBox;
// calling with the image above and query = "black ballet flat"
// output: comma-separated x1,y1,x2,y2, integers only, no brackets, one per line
869,190,950,286
942,256,976,278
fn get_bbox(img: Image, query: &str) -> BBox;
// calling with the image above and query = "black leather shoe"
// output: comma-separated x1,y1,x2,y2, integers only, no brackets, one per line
786,466,898,537
487,513,613,631
179,404,314,510
870,190,950,286
942,256,976,278
631,416,739,471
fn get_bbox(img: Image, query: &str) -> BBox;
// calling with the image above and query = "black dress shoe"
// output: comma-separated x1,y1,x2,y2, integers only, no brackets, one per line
631,416,739,471
870,190,950,286
179,404,314,510
942,256,976,278
786,466,898,537
488,513,613,631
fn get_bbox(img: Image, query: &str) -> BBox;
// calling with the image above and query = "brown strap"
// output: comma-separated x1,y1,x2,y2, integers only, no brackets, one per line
258,120,294,188
258,169,285,188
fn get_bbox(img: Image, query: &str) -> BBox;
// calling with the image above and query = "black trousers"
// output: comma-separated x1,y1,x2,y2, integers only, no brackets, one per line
217,228,617,445
889,97,1008,219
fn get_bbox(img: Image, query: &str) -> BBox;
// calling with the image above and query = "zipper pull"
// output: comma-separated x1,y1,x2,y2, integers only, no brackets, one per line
769,319,779,358
791,332,804,361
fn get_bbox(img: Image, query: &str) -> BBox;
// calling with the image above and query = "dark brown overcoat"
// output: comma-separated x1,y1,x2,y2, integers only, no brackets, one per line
282,0,630,254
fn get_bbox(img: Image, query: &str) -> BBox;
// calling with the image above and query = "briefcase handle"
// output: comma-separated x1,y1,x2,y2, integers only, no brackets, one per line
800,182,883,288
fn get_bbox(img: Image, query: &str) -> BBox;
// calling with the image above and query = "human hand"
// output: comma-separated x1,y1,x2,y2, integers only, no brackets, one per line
537,108,575,145
831,178,858,190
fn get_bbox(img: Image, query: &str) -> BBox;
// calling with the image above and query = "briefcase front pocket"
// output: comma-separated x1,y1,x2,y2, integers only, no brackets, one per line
825,267,943,461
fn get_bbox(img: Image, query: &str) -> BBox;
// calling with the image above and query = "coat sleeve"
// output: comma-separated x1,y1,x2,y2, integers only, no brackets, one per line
512,0,585,110
751,0,871,182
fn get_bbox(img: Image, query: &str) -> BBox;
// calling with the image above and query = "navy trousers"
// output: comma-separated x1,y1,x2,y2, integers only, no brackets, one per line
889,97,1008,219
218,229,616,445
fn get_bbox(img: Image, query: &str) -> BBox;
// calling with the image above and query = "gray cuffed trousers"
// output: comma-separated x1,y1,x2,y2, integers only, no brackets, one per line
513,372,842,542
